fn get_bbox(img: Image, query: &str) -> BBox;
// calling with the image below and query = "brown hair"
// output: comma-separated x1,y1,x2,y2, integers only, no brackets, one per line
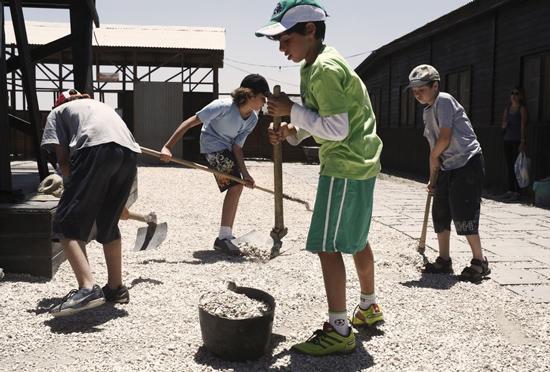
512,86,526,106
231,87,255,106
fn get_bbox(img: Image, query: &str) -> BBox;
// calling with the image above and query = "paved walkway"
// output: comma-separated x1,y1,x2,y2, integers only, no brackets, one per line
373,174,550,302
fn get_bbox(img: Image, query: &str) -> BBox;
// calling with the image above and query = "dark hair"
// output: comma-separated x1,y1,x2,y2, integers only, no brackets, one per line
277,21,326,41
231,87,255,106
511,86,526,106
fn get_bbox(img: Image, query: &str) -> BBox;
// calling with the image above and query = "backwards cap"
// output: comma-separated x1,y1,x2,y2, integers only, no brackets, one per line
53,89,82,108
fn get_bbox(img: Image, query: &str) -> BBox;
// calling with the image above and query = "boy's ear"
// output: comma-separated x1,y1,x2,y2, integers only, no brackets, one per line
305,22,316,37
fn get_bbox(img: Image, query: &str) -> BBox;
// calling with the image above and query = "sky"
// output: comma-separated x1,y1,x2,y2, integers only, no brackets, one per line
12,0,472,95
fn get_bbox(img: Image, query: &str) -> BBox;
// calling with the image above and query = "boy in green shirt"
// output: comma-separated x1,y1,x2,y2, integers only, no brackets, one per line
257,0,384,356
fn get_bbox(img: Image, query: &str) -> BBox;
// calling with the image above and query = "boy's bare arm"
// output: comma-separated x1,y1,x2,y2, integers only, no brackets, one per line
54,144,71,178
161,115,202,161
430,127,452,171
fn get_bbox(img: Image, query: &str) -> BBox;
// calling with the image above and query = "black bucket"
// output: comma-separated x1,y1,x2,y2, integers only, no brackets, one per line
198,286,276,361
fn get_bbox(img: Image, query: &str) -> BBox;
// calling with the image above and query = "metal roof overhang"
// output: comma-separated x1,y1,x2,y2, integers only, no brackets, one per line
34,45,224,68
4,22,225,68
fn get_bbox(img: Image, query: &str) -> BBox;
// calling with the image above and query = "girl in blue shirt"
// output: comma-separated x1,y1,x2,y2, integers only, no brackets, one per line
160,74,270,255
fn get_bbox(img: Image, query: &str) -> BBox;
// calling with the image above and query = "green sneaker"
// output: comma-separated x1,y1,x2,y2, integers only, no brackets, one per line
292,322,356,356
350,303,384,327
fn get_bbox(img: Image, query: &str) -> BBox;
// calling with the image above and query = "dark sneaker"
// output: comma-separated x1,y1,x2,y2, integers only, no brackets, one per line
213,238,241,256
459,257,491,283
102,284,130,304
422,256,453,274
50,285,105,317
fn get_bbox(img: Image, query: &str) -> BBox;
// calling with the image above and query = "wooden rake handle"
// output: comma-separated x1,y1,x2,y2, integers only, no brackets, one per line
418,168,439,252
139,146,275,195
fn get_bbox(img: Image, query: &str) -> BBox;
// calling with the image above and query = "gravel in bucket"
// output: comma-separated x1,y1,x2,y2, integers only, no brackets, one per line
199,288,271,319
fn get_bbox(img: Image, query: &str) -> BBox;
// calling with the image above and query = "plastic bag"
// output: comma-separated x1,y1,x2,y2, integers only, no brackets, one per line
514,152,530,188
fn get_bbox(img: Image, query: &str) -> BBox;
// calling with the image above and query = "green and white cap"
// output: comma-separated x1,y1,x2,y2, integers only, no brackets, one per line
255,0,327,38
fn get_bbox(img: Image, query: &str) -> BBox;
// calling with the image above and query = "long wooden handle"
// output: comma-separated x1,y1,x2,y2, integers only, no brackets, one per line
271,85,285,231
140,146,274,195
419,169,439,250
127,211,156,224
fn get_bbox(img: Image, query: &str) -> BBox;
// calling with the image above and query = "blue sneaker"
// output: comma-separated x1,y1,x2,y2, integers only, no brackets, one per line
50,285,106,317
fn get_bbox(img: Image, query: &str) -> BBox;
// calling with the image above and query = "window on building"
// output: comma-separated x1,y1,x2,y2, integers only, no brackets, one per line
523,53,550,123
400,85,416,126
445,69,471,116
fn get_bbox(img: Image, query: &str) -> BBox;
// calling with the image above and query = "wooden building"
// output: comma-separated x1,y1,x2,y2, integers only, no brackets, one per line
356,0,550,193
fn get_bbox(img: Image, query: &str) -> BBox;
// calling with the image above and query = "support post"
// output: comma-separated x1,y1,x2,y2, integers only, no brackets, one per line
9,0,48,180
70,0,93,96
1,4,12,192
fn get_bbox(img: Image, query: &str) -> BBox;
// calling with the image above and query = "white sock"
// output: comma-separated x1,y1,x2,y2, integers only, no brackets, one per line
359,292,376,310
328,311,349,336
218,226,233,240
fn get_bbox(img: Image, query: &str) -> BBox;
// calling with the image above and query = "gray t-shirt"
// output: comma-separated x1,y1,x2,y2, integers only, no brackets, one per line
41,98,141,155
423,92,481,171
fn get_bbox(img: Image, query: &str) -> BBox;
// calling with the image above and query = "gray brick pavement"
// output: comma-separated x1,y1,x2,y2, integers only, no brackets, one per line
375,174,550,302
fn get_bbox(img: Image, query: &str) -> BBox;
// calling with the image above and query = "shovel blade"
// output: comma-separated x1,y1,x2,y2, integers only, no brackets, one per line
133,222,168,251
232,230,273,250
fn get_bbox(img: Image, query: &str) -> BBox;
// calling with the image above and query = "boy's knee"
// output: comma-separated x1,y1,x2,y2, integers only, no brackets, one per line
230,183,244,193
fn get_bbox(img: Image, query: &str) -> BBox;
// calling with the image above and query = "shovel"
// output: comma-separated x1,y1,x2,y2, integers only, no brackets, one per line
139,147,311,211
127,211,168,251
269,85,287,258
418,169,439,264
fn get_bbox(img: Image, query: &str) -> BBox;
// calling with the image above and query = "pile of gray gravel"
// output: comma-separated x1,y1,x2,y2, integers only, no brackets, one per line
199,289,270,319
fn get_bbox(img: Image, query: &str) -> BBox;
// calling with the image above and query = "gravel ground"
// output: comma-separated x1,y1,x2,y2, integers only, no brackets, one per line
1,162,549,371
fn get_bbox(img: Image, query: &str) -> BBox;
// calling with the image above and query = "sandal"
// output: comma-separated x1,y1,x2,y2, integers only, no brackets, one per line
422,256,453,274
459,257,491,283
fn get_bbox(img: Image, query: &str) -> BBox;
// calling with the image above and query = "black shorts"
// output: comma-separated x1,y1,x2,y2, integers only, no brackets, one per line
204,149,242,192
53,143,137,244
432,154,484,235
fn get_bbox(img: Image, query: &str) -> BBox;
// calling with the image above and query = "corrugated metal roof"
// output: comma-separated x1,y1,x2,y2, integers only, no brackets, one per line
4,21,225,51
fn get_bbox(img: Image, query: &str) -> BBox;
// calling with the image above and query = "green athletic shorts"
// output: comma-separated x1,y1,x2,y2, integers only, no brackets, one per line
306,175,376,254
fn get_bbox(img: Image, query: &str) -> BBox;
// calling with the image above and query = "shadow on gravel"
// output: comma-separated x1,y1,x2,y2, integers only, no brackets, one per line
28,297,64,315
1,273,50,284
194,332,375,371
356,325,385,341
400,273,458,290
139,251,246,266
193,333,287,371
129,277,163,288
43,304,128,334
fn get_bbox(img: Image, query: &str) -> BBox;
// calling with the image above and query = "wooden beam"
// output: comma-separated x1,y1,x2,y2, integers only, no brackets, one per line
85,0,100,28
6,34,72,73
9,0,49,180
70,0,93,95
0,4,13,192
